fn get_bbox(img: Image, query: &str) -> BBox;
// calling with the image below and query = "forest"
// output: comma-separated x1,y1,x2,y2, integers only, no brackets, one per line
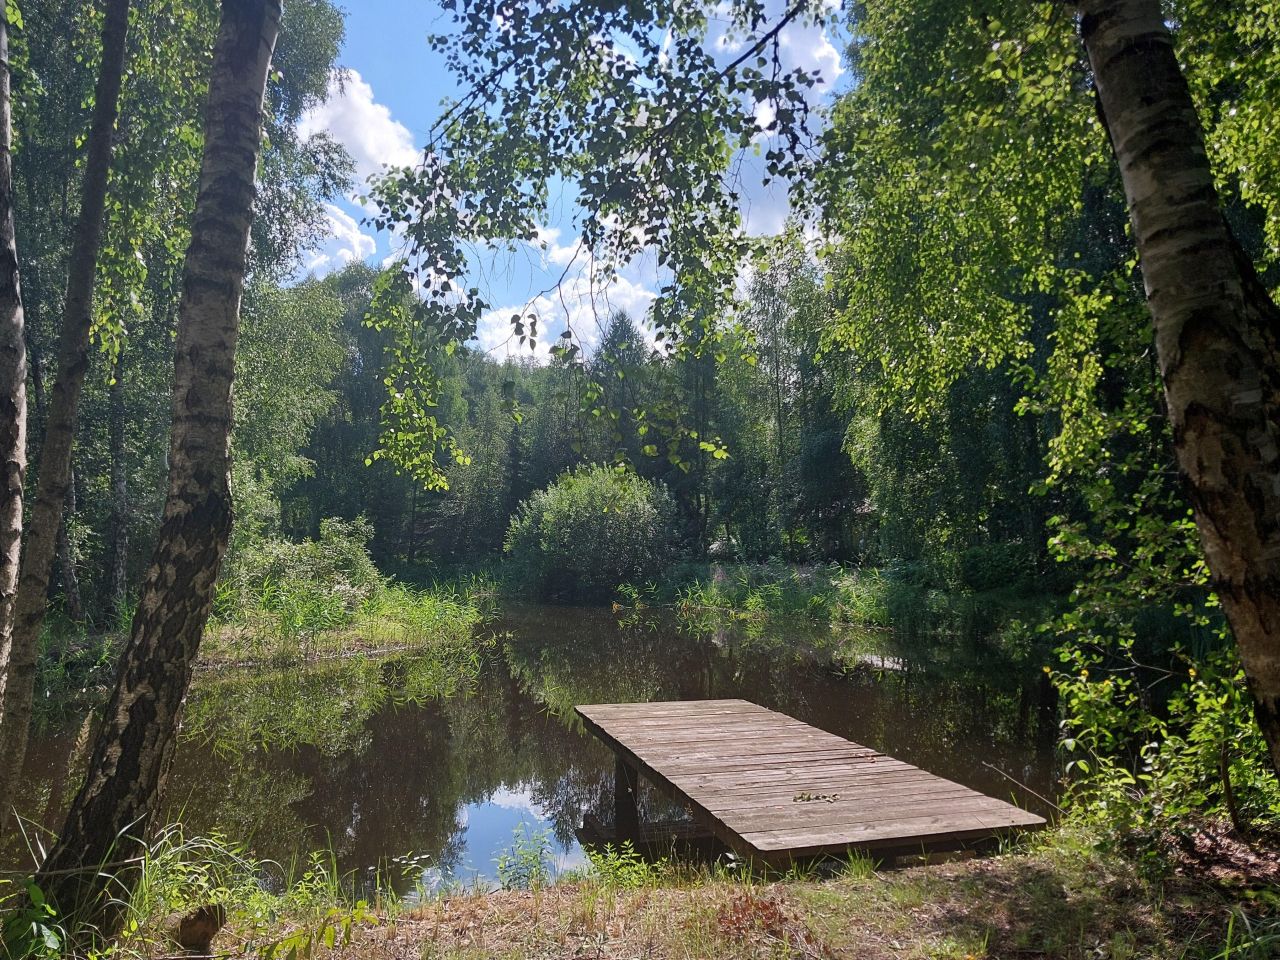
0,0,1278,957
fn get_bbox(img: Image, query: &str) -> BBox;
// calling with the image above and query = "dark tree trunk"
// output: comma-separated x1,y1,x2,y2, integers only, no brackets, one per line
56,471,85,624
0,0,131,825
33,0,282,940
0,5,28,733
1078,0,1280,771
107,352,128,614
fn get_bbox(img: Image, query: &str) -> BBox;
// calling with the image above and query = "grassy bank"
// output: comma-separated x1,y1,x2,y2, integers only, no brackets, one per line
202,519,490,667
654,562,1053,632
203,580,485,668
29,576,487,733
357,833,1276,960
7,822,1274,959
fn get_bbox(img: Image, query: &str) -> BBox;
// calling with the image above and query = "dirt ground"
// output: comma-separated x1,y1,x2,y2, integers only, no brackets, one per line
318,831,1279,960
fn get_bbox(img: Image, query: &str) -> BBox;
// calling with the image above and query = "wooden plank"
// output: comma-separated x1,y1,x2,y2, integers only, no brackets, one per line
654,749,894,772
574,699,1046,863
622,738,868,758
614,727,847,746
636,747,876,769
726,794,1021,832
680,761,930,786
579,701,761,720
675,756,912,779
695,780,984,811
746,810,1045,851
590,711,803,726
675,768,916,788
678,757,912,781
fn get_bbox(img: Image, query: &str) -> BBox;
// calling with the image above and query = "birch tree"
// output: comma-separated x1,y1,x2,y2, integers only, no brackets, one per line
1075,0,1280,769
0,2,27,730
0,0,131,827
32,0,282,938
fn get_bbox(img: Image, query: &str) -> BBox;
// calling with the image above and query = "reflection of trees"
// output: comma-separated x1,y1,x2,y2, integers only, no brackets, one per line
15,601,1058,883
4,719,87,866
170,654,486,885
183,660,389,758
500,603,1059,817
294,695,469,880
164,747,311,858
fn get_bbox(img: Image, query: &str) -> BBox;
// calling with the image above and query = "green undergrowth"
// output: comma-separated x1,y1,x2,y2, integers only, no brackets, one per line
206,518,488,667
1,825,378,960
615,561,1057,675
5,820,1272,959
28,523,492,727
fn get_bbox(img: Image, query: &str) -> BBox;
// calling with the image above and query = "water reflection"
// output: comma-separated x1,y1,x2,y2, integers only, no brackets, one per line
14,603,1057,888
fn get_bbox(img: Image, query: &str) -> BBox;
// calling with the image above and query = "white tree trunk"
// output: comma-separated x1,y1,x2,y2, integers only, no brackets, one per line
0,6,27,731
1079,0,1280,770
0,0,132,830
33,0,282,940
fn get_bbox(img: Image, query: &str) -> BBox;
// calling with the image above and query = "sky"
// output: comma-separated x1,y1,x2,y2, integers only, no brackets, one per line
296,1,846,360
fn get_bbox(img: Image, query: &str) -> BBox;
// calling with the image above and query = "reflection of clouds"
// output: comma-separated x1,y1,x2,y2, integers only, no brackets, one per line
553,844,590,874
486,785,546,817
408,792,588,892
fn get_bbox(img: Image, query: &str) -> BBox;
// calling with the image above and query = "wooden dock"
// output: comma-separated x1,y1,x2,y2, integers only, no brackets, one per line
575,698,1046,864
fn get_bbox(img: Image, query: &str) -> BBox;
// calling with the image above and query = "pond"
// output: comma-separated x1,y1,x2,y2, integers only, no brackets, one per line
12,603,1058,892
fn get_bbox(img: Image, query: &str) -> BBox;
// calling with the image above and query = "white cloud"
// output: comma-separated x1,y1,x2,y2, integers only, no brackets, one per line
297,70,420,187
533,225,582,268
301,202,376,276
472,252,658,362
776,16,843,94
713,1,846,236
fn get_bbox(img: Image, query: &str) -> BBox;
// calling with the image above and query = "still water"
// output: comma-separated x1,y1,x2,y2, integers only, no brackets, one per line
15,604,1057,890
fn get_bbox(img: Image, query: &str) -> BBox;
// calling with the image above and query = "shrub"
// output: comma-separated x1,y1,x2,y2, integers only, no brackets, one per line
217,517,382,625
208,518,482,664
504,465,674,603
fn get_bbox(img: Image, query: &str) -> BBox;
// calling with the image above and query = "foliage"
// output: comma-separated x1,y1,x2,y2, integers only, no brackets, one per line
0,826,378,959
1055,645,1280,838
208,517,483,665
821,0,1280,834
582,842,670,890
288,263,867,574
493,825,553,891
504,465,675,603
2,0,352,630
675,562,854,621
233,278,348,536
362,0,837,489
218,517,383,623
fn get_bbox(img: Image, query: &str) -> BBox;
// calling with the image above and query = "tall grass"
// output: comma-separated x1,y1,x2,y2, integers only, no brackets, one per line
660,560,1051,648
204,519,486,667
205,580,483,667
1,824,378,959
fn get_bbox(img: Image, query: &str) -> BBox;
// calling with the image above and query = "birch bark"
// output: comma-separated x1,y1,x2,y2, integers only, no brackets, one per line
33,0,283,939
1078,0,1280,769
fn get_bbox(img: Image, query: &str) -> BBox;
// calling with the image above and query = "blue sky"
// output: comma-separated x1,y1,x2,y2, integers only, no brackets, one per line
296,1,845,359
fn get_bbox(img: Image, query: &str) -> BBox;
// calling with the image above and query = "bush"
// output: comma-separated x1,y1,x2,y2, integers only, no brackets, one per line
208,517,482,665
504,465,674,602
217,517,383,624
